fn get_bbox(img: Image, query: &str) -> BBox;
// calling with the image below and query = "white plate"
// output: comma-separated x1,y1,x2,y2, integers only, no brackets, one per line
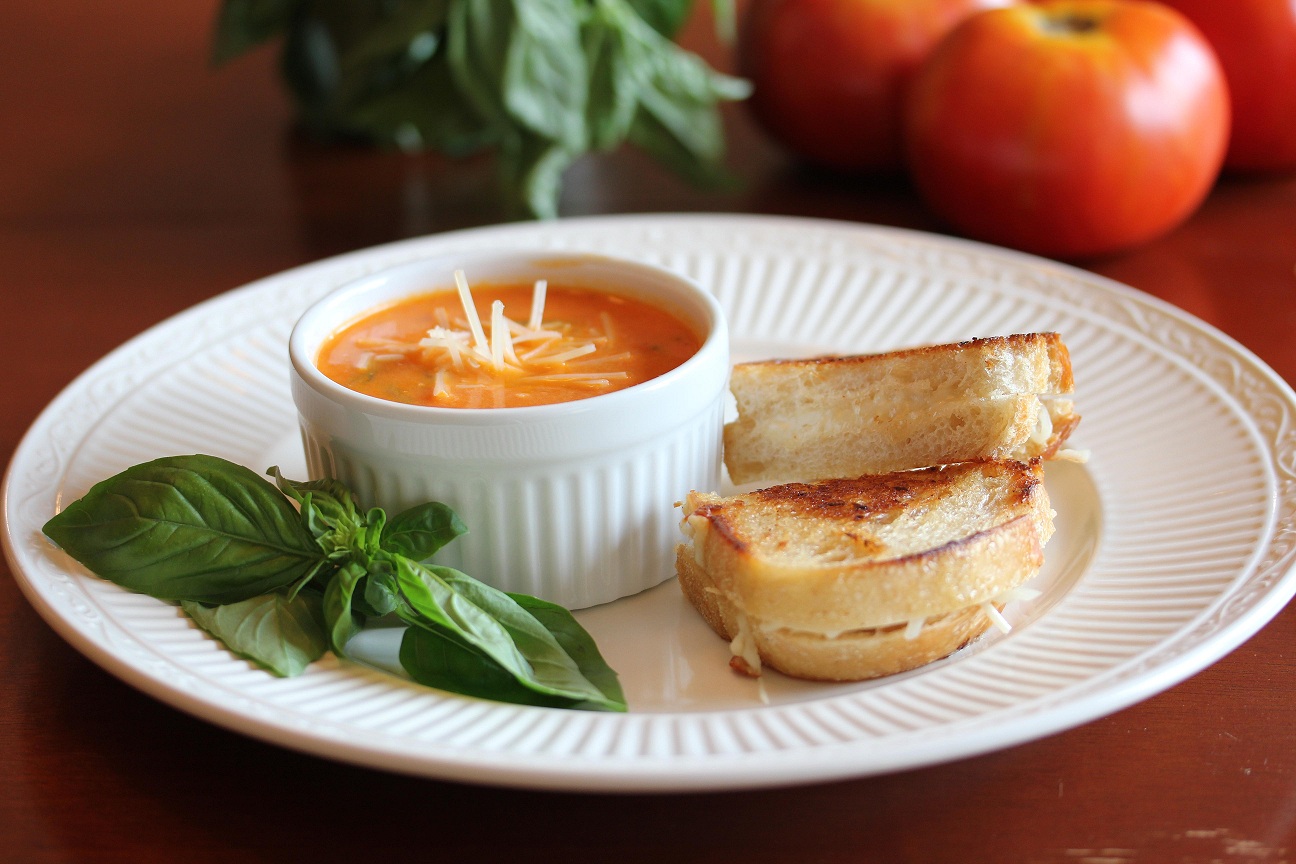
6,214,1296,792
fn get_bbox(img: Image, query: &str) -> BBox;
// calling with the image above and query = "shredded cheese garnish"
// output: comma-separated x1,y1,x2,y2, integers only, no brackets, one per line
454,269,490,357
570,350,633,367
994,585,1043,605
528,279,547,331
685,516,707,565
521,373,623,387
489,300,509,370
531,343,598,364
981,602,1013,634
904,617,926,641
1030,397,1055,445
729,613,763,677
357,270,625,405
977,586,1041,635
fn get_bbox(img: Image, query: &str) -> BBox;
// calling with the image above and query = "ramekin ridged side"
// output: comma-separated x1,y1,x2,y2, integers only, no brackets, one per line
288,251,728,608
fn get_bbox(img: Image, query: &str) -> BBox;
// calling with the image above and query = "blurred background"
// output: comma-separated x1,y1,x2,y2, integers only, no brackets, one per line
3,2,1296,861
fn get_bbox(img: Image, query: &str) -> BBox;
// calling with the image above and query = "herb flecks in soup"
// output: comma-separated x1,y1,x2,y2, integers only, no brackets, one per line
317,271,702,408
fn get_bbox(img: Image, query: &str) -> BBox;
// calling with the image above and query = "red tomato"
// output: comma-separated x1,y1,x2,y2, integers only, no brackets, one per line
739,0,1015,173
1158,0,1296,171
903,1,1230,259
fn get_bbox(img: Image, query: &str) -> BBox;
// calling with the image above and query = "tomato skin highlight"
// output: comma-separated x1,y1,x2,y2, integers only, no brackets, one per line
903,0,1230,259
1158,0,1296,171
739,0,1014,173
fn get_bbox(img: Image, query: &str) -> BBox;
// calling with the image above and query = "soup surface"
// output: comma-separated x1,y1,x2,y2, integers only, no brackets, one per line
316,278,702,408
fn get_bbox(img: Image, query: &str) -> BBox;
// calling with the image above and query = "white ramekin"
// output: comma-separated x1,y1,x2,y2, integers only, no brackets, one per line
288,250,729,609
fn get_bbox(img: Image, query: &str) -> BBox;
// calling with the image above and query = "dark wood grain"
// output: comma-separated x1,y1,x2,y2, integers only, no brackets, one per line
3,3,1294,861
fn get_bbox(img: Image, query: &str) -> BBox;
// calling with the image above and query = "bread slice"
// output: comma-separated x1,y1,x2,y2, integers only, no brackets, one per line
676,459,1054,680
723,333,1079,485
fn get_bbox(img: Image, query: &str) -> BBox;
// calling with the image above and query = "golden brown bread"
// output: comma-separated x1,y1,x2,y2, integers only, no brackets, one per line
677,549,1003,680
723,333,1080,486
676,459,1054,680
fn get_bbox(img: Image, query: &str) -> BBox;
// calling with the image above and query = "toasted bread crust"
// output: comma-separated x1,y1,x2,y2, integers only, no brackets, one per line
679,334,1075,681
676,548,1002,681
732,333,1074,391
679,460,1053,634
723,333,1079,485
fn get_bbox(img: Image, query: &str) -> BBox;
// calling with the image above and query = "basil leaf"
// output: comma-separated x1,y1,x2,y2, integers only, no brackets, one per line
359,507,386,548
281,12,342,120
322,561,367,654
359,558,400,616
182,591,327,677
216,0,746,219
585,0,746,188
381,501,466,561
394,558,618,709
619,5,748,165
400,626,615,709
331,3,454,129
710,0,735,44
439,572,624,710
334,0,452,79
268,467,363,533
44,453,626,710
583,6,638,150
627,108,731,187
212,0,302,65
267,468,389,588
283,556,335,600
510,593,625,709
503,0,588,150
499,130,577,219
43,455,325,604
342,47,497,155
623,0,692,37
449,0,588,149
446,0,515,130
394,558,526,662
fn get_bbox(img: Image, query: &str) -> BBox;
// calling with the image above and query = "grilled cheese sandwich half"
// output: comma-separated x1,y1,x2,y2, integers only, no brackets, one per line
723,333,1080,486
676,459,1054,680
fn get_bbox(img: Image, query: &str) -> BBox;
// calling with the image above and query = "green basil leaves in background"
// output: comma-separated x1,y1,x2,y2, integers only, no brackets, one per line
43,454,626,712
210,0,748,218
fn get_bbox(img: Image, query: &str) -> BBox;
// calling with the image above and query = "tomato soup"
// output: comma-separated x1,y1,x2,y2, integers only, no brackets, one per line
316,277,702,409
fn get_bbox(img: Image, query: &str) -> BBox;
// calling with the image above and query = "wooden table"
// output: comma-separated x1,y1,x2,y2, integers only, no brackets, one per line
4,3,1294,861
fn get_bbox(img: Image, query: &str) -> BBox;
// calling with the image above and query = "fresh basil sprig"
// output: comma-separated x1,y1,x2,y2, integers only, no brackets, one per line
43,454,626,712
182,592,328,677
210,0,748,219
